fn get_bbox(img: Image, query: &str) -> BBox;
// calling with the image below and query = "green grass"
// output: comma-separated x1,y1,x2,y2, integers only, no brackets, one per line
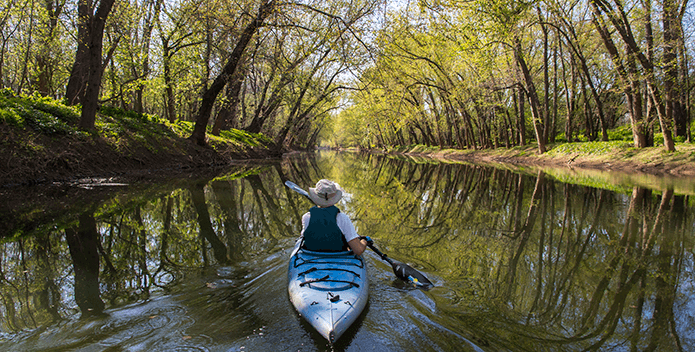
546,141,633,156
0,89,270,154
0,88,79,134
218,128,271,147
386,144,444,153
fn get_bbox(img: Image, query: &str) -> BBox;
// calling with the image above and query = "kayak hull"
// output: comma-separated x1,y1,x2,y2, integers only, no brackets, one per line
287,242,368,343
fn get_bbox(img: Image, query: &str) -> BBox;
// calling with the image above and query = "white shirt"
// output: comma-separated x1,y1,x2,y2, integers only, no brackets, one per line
301,211,360,243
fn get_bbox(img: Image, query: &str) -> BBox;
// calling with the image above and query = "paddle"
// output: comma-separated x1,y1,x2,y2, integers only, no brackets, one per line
284,180,434,289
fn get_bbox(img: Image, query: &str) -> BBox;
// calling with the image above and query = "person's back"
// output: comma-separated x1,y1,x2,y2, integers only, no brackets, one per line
300,179,368,255
302,206,348,251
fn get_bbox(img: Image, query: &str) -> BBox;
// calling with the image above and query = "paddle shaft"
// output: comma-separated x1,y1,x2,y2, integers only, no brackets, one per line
367,242,392,264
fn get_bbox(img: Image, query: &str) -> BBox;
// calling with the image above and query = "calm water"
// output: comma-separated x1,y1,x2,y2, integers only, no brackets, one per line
1,151,694,351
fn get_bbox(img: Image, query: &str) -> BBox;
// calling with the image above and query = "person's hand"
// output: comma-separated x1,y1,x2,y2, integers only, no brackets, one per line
360,236,373,246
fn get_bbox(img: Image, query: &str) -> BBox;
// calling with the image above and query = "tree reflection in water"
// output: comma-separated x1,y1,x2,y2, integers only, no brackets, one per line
343,153,693,351
0,151,693,351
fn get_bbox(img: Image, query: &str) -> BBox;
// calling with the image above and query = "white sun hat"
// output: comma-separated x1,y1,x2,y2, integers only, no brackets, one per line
308,179,343,207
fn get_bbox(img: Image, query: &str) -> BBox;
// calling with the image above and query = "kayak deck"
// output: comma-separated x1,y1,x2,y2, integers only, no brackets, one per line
288,244,368,343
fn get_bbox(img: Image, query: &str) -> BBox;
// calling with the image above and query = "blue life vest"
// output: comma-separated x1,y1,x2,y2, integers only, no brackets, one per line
302,206,348,251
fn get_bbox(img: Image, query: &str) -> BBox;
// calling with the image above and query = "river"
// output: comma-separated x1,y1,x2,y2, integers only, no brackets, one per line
0,151,694,351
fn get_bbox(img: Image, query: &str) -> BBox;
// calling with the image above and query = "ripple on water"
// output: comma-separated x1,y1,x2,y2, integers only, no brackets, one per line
96,298,196,348
151,333,214,352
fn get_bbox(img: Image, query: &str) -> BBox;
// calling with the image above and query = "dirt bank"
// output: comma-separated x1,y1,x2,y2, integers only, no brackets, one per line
0,124,280,188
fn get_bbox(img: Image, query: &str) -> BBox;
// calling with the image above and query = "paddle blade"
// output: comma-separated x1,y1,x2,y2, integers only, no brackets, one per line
391,261,433,288
285,180,311,200
366,242,433,289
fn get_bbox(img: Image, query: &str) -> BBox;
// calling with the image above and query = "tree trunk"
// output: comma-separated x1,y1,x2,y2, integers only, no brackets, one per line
560,39,576,142
628,55,649,147
65,0,116,130
580,74,595,141
663,0,684,140
516,87,526,145
245,63,285,134
550,36,559,143
676,9,690,142
212,73,244,135
163,41,177,122
189,0,275,146
589,4,648,147
540,10,551,144
133,0,163,114
514,37,546,153
273,48,335,150
573,46,609,141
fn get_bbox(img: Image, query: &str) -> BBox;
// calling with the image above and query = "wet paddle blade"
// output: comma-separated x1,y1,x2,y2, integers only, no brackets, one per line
391,260,433,288
285,180,311,200
367,242,433,288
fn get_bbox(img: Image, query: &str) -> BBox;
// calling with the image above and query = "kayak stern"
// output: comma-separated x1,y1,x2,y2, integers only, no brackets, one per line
288,244,368,344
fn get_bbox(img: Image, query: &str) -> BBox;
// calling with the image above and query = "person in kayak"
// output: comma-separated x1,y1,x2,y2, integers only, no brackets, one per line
301,179,370,255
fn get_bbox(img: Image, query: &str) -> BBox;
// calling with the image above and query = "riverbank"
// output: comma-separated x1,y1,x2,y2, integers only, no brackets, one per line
1,92,281,187
1,123,278,187
386,142,695,178
3,92,695,188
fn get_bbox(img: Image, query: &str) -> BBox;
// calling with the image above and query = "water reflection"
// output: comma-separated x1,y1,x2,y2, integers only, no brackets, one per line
0,151,693,351
342,154,694,351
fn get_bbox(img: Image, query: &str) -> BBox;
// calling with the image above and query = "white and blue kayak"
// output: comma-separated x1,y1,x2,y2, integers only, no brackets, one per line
287,241,368,343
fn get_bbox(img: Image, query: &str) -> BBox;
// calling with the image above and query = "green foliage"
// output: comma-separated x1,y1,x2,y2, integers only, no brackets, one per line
607,125,634,141
554,133,569,143
654,133,664,146
331,103,374,148
547,141,633,156
218,129,271,147
167,120,195,138
97,105,176,141
0,90,79,134
2,94,272,164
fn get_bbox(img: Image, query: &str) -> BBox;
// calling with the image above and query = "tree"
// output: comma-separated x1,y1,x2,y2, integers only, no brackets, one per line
65,0,116,130
35,0,65,96
589,0,678,151
189,0,276,146
514,34,548,153
156,1,205,122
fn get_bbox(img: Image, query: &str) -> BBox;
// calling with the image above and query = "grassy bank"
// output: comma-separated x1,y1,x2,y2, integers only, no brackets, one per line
386,140,695,178
0,89,276,186
380,142,695,196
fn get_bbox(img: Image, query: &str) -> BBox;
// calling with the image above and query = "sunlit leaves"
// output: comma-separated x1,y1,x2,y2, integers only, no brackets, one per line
333,0,527,148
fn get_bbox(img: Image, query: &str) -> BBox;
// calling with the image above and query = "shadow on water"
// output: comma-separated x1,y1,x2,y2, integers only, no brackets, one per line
1,151,694,351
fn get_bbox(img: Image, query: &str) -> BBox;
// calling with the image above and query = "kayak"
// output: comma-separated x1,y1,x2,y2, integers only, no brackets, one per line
287,240,368,343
